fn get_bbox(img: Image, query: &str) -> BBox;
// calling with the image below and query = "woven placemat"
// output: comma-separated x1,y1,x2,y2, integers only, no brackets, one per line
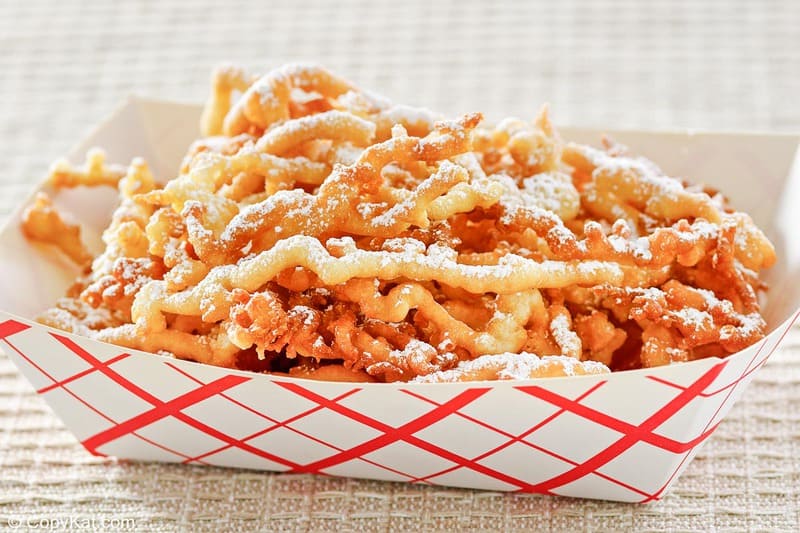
1,0,798,530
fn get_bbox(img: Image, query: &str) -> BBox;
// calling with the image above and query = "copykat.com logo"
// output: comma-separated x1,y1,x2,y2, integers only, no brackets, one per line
6,516,138,530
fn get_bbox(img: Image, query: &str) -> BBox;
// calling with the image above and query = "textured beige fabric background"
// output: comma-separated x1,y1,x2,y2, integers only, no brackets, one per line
0,0,799,531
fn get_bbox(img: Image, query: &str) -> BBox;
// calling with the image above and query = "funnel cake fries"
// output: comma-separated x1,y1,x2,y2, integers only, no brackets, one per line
24,63,776,383
21,193,93,266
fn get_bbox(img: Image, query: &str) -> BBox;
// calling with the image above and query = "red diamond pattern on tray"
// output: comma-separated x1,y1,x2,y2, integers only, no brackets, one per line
446,386,564,436
108,354,207,402
200,446,292,472
523,410,624,464
412,411,512,459
598,440,687,496
287,409,382,450
426,466,520,492
220,377,321,420
35,385,117,440
320,458,419,484
65,369,154,422
360,441,458,480
0,310,797,502
336,386,442,427
100,432,190,462
552,472,647,501
181,394,279,441
247,426,340,465
477,441,575,484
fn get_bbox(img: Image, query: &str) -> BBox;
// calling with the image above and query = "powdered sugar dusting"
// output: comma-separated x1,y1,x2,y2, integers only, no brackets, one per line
412,352,609,383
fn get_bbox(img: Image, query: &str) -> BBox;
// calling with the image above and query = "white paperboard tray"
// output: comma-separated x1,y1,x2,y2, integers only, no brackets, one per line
0,98,798,502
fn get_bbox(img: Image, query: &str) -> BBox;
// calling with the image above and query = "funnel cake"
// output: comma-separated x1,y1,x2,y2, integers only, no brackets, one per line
23,64,775,383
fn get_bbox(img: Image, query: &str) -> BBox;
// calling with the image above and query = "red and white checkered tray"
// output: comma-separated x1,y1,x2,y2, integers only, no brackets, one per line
1,99,798,502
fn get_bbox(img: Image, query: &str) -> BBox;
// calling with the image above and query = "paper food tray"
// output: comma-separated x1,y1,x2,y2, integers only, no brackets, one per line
0,98,798,502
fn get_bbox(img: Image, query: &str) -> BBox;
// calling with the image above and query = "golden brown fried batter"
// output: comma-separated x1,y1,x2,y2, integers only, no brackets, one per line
24,63,775,382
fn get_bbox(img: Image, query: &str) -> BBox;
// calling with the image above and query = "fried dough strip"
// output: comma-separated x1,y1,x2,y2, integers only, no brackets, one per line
336,279,541,356
500,203,726,268
179,114,484,264
334,90,443,140
413,353,609,382
563,142,776,270
224,63,356,135
201,65,253,136
131,234,624,330
81,159,157,302
225,288,335,360
21,193,92,265
254,110,376,154
47,148,127,189
149,148,329,207
598,279,766,362
38,301,240,367
183,160,470,264
287,364,375,383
